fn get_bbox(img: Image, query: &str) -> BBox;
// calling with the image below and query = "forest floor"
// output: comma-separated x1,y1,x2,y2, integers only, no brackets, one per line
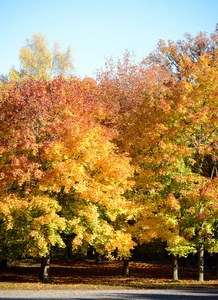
0,259,218,290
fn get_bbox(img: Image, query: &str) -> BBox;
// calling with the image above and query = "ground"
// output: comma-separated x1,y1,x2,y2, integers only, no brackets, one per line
0,259,218,290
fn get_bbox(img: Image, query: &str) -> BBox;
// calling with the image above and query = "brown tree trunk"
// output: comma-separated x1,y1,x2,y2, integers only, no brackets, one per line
39,245,51,283
122,259,129,276
96,253,102,264
172,254,178,281
198,241,204,282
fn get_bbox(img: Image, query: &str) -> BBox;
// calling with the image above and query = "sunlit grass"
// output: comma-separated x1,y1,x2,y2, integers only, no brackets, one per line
1,279,218,291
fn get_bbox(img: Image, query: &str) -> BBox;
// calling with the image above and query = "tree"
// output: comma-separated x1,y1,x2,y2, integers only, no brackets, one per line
118,48,218,281
170,54,218,281
96,51,172,275
8,33,74,82
96,50,169,125
148,24,218,80
0,77,135,282
147,26,218,281
117,84,194,280
101,26,218,281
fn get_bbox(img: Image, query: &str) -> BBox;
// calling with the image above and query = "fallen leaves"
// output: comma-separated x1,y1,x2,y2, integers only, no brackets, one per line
0,259,217,290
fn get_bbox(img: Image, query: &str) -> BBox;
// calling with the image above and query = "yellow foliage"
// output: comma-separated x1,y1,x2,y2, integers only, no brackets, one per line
9,33,74,82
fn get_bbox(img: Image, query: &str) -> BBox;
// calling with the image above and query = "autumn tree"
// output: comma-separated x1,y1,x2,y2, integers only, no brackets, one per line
0,77,135,282
172,54,218,281
117,39,218,281
96,50,169,125
8,33,74,82
95,26,218,281
96,50,173,274
146,25,218,279
148,24,218,80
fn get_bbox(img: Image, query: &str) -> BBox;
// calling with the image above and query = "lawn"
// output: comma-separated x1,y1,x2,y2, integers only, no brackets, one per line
0,259,218,290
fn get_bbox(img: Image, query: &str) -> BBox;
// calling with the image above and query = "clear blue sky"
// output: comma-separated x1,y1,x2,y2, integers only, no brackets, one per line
0,0,218,78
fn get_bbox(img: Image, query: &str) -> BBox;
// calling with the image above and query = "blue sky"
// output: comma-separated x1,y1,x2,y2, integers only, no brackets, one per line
0,0,218,78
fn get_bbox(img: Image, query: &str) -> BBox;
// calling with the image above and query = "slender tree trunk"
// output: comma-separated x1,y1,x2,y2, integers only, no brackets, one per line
96,253,102,264
122,259,129,276
172,254,178,281
39,245,51,283
198,240,204,282
198,198,204,282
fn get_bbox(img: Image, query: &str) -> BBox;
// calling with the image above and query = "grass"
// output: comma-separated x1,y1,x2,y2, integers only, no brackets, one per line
0,259,218,290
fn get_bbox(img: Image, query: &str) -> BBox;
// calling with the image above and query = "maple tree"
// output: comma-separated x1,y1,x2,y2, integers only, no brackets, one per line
0,77,135,282
117,37,218,281
171,53,218,281
8,33,74,82
96,50,167,124
95,25,218,281
96,50,174,274
148,24,218,80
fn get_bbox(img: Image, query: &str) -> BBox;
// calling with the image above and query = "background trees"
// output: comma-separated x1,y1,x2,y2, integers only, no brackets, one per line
5,33,74,82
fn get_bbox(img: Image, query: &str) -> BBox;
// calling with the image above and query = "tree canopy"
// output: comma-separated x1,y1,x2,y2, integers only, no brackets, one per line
6,33,74,82
0,26,218,283
0,78,135,263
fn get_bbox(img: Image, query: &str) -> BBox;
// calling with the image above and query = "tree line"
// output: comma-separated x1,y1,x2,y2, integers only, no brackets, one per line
0,27,218,283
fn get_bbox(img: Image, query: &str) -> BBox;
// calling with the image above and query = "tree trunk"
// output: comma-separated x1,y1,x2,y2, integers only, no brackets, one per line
96,253,102,264
39,245,51,283
172,254,178,281
198,198,204,282
122,259,129,276
198,241,204,282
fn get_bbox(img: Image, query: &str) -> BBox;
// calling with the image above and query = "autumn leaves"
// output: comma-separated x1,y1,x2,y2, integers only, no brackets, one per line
0,26,218,283
0,78,135,265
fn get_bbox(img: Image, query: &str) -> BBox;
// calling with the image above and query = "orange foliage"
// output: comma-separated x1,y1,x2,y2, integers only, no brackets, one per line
0,77,135,259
